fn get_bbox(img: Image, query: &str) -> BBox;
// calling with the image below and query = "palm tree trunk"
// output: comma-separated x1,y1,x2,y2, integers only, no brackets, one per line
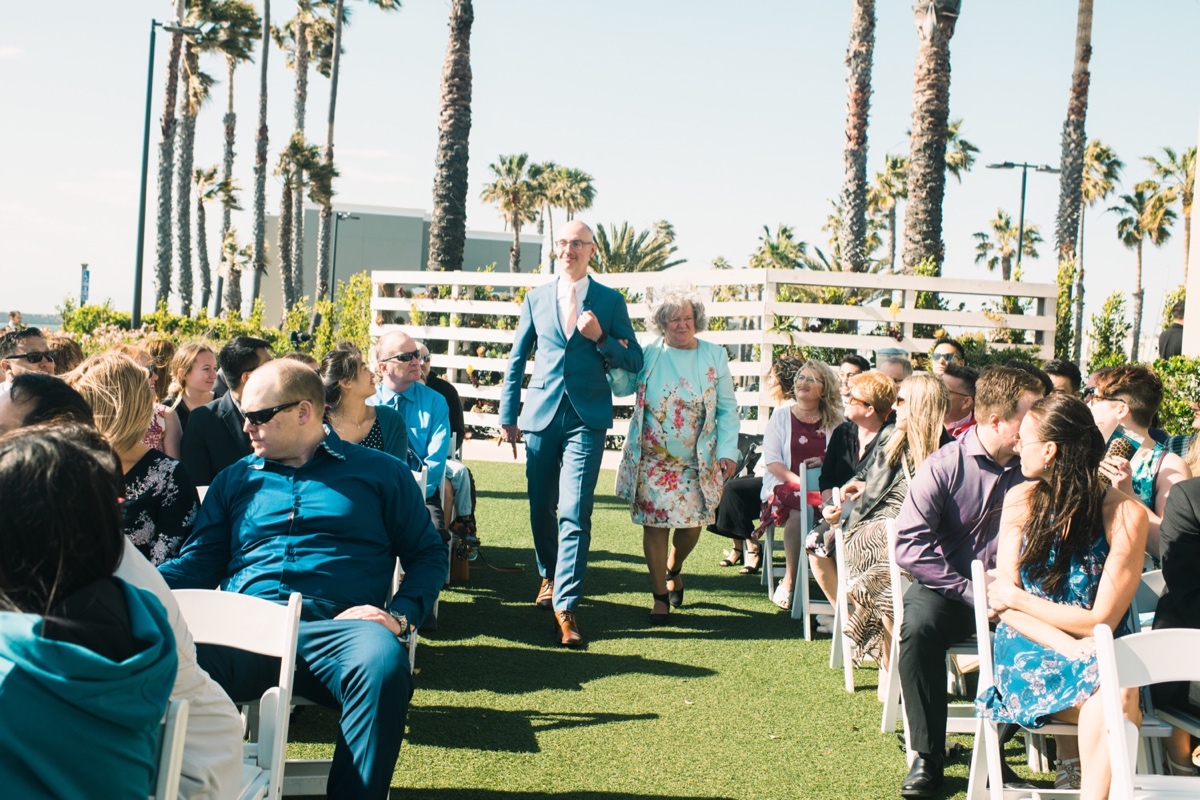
1184,211,1192,285
279,177,296,313
197,191,211,312
175,43,198,317
290,20,310,302
1072,206,1087,362
426,0,475,274
1131,241,1144,361
901,1,960,275
837,0,875,274
886,205,897,270
155,25,186,308
217,55,236,315
251,0,271,304
546,204,556,272
1053,0,1093,263
316,0,346,299
510,220,522,273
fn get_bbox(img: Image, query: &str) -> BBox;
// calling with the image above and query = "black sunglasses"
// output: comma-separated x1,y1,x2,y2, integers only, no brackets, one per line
379,349,424,364
243,401,302,426
6,351,55,364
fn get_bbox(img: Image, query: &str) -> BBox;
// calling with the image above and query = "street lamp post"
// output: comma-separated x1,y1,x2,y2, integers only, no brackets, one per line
132,18,200,329
986,161,1060,275
329,212,360,301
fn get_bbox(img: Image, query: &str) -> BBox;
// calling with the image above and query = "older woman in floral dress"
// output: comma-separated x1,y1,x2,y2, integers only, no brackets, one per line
613,289,741,623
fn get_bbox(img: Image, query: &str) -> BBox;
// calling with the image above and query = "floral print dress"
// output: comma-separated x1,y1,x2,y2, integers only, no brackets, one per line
124,449,200,565
631,348,709,527
976,522,1129,728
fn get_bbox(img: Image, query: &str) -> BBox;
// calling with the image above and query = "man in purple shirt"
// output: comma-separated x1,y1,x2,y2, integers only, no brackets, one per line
893,366,1045,797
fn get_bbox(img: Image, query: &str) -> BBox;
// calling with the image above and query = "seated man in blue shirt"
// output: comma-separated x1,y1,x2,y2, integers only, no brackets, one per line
160,359,447,800
370,330,452,535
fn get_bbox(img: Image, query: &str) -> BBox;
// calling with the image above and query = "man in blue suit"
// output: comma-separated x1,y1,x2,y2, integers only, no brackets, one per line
500,220,644,646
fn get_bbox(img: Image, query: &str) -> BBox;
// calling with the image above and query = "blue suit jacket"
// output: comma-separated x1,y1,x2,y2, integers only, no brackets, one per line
500,277,644,432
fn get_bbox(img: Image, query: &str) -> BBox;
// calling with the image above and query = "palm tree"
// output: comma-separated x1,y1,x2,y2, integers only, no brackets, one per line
973,209,1042,282
837,0,876,274
1111,182,1176,361
558,167,596,221
250,0,271,305
1072,139,1123,361
480,153,540,272
1053,0,1094,265
590,222,685,273
943,118,978,182
901,0,962,275
155,0,188,308
220,228,254,312
868,154,907,271
174,34,213,316
209,0,261,314
749,224,810,270
277,132,337,311
425,0,474,276
193,166,230,311
1144,146,1197,283
528,161,559,270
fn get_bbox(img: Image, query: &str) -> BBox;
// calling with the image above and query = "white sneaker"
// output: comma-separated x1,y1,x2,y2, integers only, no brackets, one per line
816,614,834,626
772,583,791,610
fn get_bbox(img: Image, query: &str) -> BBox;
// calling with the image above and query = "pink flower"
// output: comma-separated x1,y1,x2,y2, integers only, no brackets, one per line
707,367,717,383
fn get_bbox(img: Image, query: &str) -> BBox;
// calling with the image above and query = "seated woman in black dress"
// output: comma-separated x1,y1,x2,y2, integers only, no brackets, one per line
67,352,200,565
320,342,409,461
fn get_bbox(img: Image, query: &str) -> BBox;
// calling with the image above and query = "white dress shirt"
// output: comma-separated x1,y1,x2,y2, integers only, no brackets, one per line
557,275,590,336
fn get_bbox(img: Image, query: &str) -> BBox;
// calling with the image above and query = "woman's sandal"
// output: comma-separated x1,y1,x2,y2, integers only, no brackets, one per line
719,548,743,568
649,592,671,624
1166,755,1199,777
666,569,684,608
739,550,761,575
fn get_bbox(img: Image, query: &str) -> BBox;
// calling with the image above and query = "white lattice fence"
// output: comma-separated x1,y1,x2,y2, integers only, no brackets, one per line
370,268,1057,436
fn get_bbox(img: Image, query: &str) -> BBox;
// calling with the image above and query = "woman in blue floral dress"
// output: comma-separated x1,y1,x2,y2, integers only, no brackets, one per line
977,393,1148,799
613,289,740,624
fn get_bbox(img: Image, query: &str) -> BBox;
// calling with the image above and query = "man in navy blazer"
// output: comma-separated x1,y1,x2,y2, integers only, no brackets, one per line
500,221,643,646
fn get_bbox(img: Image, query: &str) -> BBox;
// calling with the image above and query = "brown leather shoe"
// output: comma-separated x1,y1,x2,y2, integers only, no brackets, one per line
535,578,554,610
554,610,583,647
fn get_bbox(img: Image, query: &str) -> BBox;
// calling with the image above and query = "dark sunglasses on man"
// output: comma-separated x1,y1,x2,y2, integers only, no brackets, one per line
243,401,302,426
6,351,55,365
379,349,423,364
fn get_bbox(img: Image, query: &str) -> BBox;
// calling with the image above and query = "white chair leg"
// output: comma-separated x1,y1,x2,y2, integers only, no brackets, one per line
794,546,808,627
881,628,903,733
763,528,777,599
965,718,989,800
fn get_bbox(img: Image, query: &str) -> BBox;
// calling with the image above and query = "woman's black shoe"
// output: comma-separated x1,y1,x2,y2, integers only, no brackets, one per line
648,592,671,624
665,569,684,608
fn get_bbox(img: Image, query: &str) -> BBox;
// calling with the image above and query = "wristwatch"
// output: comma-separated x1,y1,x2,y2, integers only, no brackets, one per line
388,609,409,638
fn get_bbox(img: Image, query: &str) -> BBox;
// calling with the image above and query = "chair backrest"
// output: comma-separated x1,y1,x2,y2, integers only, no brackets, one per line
970,560,997,692
172,590,302,798
1131,569,1165,623
412,467,427,498
1096,623,1200,796
151,699,190,800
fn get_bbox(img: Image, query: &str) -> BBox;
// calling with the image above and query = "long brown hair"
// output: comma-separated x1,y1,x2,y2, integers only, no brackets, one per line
883,373,948,469
1018,393,1107,596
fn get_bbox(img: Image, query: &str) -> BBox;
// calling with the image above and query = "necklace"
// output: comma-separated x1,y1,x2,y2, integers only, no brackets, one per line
331,406,372,431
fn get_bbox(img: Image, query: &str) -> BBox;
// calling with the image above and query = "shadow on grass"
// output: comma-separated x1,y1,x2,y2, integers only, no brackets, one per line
406,705,658,752
390,792,738,800
417,643,715,694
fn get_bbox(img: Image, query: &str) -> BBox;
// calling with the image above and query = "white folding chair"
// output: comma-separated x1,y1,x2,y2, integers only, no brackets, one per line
762,464,831,638
879,523,978,769
172,590,302,800
150,699,190,800
1097,623,1200,800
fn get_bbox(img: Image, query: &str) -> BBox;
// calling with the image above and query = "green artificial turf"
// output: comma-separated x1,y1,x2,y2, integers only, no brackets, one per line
286,460,1041,799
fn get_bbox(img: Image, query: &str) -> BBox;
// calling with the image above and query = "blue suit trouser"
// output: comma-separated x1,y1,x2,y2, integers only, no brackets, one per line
523,396,606,611
197,619,412,800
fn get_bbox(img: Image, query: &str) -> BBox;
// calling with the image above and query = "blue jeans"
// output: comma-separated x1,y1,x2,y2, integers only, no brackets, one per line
197,618,412,800
523,397,606,611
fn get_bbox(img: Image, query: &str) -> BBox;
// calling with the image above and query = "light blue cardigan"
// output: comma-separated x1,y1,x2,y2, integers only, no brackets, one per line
611,337,741,520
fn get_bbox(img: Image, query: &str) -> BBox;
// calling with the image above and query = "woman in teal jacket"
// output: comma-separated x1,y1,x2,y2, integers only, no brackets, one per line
613,289,741,623
0,430,177,799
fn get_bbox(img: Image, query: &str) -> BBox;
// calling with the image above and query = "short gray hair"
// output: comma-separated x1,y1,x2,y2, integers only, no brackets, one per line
881,355,914,379
650,289,708,336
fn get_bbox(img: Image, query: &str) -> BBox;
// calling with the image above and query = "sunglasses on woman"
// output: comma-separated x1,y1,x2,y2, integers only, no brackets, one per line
243,401,301,426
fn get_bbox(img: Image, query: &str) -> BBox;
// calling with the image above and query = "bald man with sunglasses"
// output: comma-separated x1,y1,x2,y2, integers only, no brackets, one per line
161,360,447,800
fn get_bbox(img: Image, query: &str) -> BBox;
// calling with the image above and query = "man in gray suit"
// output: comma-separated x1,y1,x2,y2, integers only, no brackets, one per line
499,220,643,646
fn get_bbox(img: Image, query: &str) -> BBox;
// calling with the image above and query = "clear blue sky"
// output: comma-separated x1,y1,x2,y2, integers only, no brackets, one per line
3,1,1197,350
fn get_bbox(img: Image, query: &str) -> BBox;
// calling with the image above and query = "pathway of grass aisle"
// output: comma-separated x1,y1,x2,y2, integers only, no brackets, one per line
288,461,984,799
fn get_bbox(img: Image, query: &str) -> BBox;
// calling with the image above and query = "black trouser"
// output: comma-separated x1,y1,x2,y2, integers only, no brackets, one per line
707,476,763,540
897,580,976,760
